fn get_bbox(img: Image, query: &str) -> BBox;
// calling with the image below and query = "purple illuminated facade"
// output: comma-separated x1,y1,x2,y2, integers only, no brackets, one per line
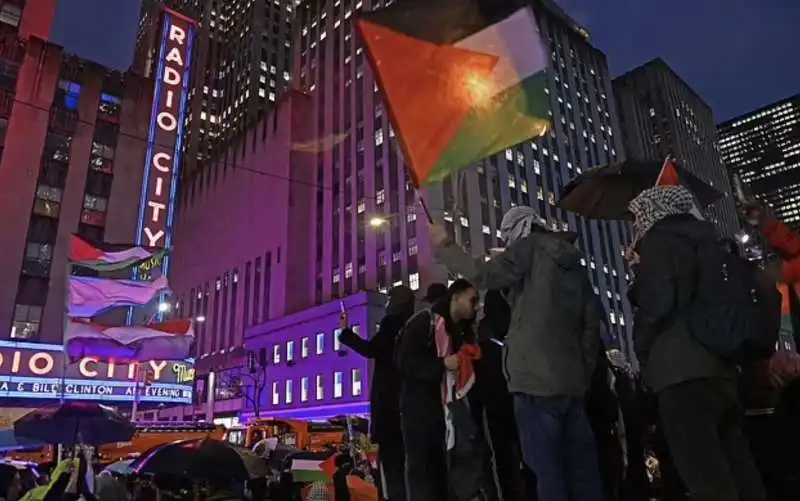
160,90,316,420
241,291,385,421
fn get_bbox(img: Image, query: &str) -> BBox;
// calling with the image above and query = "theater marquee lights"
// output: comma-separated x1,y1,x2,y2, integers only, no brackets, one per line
136,8,196,254
0,340,194,403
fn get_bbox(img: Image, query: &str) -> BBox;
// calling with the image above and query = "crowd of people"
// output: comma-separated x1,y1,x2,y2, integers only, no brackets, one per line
5,186,800,501
338,185,800,501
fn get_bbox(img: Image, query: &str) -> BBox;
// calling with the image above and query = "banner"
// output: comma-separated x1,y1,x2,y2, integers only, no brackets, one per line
0,340,194,404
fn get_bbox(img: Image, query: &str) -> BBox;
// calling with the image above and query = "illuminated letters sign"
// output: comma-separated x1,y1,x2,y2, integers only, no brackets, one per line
136,9,196,250
0,341,194,404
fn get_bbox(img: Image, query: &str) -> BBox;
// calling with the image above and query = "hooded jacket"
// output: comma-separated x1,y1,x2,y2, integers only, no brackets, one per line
338,312,410,444
435,229,601,397
628,214,737,392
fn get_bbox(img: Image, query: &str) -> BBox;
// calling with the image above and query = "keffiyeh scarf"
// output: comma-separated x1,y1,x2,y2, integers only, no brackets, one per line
499,206,547,245
628,185,696,241
433,314,481,451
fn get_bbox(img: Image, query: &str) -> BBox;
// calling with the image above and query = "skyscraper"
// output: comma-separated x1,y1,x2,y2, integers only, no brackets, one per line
295,0,635,353
718,94,800,229
613,58,738,235
135,0,295,180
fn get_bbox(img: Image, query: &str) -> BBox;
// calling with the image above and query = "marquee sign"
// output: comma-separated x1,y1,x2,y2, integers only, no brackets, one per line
136,9,196,250
0,340,194,404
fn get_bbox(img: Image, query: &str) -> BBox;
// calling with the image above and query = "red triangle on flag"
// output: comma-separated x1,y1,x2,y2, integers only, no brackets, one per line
69,235,104,261
357,20,499,185
656,160,680,186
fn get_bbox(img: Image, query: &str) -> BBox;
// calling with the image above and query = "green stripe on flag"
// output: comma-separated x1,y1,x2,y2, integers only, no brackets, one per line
72,248,168,272
425,71,550,184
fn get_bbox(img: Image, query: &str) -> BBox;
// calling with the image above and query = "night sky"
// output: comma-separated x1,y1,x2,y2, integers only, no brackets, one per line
50,0,799,122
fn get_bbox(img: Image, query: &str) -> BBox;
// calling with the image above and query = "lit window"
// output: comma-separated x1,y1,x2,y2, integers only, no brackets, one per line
272,381,279,405
375,129,384,146
286,340,295,361
352,369,362,396
315,374,324,400
334,371,343,398
285,379,293,404
57,80,81,110
334,329,342,351
316,332,325,354
409,272,420,291
301,337,309,358
272,345,281,364
376,189,385,204
0,3,21,27
11,305,41,339
301,377,309,402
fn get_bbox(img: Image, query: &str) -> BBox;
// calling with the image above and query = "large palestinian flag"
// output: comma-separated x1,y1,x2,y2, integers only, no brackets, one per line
64,318,195,362
357,0,550,185
69,235,166,272
67,276,170,317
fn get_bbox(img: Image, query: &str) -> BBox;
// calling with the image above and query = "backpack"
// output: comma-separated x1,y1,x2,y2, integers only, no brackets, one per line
684,240,781,361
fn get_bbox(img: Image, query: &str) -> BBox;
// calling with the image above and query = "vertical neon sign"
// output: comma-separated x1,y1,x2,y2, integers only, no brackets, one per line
136,8,195,263
134,9,195,322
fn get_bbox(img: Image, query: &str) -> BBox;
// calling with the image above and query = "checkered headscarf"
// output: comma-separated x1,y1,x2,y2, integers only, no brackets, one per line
500,206,547,245
628,185,696,241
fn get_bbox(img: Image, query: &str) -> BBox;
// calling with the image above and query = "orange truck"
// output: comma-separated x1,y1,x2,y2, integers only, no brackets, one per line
8,421,225,465
226,418,347,451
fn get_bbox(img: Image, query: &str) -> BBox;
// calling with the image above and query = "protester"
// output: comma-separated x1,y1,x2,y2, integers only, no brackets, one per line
396,279,481,501
473,290,522,501
420,283,448,309
0,466,22,501
626,185,766,501
429,206,604,501
738,199,800,498
338,286,414,501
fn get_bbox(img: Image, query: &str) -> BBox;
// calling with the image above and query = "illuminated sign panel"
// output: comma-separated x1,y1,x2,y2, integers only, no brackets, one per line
136,9,195,250
0,341,194,404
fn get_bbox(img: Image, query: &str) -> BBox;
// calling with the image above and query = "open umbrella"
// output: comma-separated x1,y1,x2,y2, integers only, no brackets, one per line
131,439,266,481
13,402,135,446
103,459,134,476
558,159,723,220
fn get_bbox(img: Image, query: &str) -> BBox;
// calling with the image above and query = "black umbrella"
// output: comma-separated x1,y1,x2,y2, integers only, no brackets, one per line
13,402,135,446
558,159,723,220
131,439,266,481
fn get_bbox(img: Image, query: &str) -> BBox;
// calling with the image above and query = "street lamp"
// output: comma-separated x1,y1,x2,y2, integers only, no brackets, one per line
369,216,388,228
195,315,207,323
157,302,172,313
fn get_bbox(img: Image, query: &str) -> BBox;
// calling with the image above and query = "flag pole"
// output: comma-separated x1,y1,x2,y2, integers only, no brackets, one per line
417,195,433,223
654,155,671,186
131,363,141,422
60,262,72,404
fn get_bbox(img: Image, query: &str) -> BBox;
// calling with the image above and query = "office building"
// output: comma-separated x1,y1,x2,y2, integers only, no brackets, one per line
161,0,641,421
135,0,295,180
157,89,316,420
240,291,383,420
718,94,800,229
296,0,635,353
613,58,738,235
0,0,57,40
0,22,155,343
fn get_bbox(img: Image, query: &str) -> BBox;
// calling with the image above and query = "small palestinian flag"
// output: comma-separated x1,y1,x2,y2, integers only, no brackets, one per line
69,234,166,271
655,157,705,220
357,0,550,185
655,158,680,187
